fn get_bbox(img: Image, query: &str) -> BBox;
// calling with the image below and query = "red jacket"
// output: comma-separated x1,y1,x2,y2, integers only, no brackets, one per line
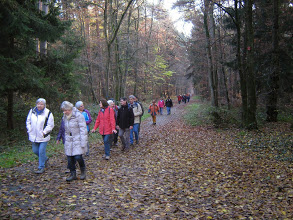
93,107,116,135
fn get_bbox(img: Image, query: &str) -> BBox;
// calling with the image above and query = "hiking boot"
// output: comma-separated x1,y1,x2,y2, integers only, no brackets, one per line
102,154,106,158
66,171,77,181
136,140,139,145
121,145,126,151
80,168,86,180
105,156,110,160
35,168,45,174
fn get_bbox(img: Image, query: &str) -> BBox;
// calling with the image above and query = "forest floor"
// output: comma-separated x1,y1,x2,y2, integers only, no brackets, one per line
0,99,292,219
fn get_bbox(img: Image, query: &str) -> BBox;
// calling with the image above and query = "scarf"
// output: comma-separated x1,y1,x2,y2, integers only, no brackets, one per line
65,112,73,120
35,107,45,115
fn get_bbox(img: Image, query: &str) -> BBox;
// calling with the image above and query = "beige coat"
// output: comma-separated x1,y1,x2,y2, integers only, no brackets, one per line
130,103,142,124
63,108,88,156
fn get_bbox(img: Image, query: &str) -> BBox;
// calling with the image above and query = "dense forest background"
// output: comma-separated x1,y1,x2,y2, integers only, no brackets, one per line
0,0,292,145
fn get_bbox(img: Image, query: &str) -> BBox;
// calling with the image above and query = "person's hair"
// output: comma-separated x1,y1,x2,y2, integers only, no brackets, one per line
120,97,127,101
36,98,46,106
100,99,109,108
152,99,156,103
61,101,73,110
129,95,135,99
75,101,83,109
107,100,114,105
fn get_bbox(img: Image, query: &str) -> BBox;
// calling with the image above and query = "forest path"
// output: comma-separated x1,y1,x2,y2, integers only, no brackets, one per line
0,99,292,219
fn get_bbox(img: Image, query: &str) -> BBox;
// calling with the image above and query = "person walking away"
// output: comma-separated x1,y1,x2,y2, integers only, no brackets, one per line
182,94,186,103
108,100,119,147
177,95,182,104
158,98,165,115
26,98,54,174
165,97,173,115
186,93,190,102
134,96,144,135
91,99,116,160
61,101,88,181
148,100,159,125
75,101,91,156
129,95,142,145
116,97,134,152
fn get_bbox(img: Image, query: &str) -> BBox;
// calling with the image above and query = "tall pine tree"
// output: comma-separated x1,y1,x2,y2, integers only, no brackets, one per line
0,0,81,129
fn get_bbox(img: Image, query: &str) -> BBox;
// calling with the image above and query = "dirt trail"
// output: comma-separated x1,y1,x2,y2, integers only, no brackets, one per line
0,100,292,219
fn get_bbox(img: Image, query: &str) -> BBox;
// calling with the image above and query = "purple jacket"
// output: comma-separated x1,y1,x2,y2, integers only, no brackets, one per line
56,119,65,144
84,109,92,126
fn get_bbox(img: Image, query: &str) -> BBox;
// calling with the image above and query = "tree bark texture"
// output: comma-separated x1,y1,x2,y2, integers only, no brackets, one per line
266,0,280,122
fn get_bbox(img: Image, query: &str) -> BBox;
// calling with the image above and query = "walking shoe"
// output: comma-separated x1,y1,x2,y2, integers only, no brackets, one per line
66,171,77,181
121,145,126,151
105,156,110,160
35,168,45,174
102,154,106,158
80,168,86,180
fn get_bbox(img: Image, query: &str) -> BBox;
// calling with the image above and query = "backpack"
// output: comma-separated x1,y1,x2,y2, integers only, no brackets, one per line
136,101,144,116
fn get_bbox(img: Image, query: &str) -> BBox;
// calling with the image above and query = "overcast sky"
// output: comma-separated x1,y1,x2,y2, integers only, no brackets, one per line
150,0,193,36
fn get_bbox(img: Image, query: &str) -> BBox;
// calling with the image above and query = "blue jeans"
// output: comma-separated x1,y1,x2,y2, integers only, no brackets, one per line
166,107,171,115
130,123,140,144
159,107,163,115
32,142,48,169
102,134,112,157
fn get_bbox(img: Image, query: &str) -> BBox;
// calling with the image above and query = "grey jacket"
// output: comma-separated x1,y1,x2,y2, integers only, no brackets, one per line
63,108,88,156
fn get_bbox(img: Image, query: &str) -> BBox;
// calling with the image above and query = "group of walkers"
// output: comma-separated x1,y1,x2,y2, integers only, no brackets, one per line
26,95,181,181
26,96,142,181
148,97,173,125
177,94,190,104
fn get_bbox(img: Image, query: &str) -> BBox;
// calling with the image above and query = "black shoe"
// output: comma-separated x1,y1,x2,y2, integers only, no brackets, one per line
66,171,77,181
80,169,86,180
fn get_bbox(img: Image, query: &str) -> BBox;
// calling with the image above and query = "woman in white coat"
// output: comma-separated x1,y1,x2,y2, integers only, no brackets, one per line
61,101,88,181
26,98,54,174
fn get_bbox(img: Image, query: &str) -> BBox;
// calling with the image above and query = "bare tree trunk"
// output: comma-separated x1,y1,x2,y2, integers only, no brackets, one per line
133,7,140,95
203,0,217,107
122,9,132,97
103,0,134,99
244,0,257,129
143,1,154,94
218,28,230,109
234,0,248,127
266,0,280,122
